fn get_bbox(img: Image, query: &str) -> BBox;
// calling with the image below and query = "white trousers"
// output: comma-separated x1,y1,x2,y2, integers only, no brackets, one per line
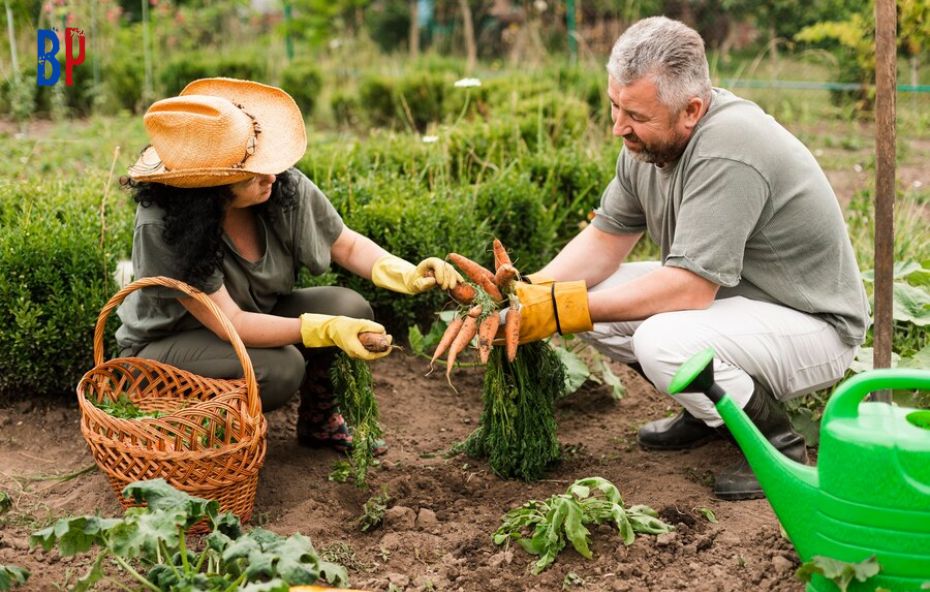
580,262,858,426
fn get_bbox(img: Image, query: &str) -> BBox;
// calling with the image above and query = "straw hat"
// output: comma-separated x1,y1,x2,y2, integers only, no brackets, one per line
128,78,307,188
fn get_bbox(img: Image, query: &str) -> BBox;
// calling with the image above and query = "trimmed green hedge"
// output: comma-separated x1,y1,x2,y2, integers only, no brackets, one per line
0,181,131,399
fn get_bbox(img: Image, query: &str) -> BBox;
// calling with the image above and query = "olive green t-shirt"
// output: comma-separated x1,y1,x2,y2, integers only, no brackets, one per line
592,89,870,346
115,169,344,350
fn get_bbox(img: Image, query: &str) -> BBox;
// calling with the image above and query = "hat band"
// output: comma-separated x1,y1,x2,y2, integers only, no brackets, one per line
230,102,262,169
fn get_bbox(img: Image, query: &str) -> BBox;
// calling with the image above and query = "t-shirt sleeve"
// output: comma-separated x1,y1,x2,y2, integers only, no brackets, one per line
665,158,768,287
591,155,647,235
133,217,223,297
292,170,345,275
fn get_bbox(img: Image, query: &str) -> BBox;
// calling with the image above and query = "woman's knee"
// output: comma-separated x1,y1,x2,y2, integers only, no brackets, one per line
330,288,374,320
250,346,305,411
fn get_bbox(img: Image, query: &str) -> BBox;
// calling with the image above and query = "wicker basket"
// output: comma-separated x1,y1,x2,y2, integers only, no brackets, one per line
77,276,267,528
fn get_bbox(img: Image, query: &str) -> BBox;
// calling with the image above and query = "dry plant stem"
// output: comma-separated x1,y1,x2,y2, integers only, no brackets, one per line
492,238,512,271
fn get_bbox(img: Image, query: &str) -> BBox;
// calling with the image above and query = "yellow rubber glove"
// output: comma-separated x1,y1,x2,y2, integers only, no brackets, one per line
370,254,464,295
511,280,593,343
524,272,555,285
299,313,392,360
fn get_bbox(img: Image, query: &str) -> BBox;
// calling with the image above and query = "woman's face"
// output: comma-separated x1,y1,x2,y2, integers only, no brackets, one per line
229,173,276,208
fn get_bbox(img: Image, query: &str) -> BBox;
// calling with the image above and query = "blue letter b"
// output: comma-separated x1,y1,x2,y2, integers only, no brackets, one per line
37,29,60,86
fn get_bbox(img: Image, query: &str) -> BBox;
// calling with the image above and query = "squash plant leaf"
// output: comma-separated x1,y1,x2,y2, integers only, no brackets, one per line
892,282,930,326
122,478,219,528
495,477,673,573
30,515,120,556
0,564,29,591
796,555,881,592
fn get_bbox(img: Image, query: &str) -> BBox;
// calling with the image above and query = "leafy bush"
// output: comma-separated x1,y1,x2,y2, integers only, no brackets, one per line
103,53,147,113
0,181,130,399
358,75,398,128
279,59,323,117
159,54,267,97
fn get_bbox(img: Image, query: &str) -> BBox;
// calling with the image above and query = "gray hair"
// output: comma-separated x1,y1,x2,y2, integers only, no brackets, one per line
607,17,712,113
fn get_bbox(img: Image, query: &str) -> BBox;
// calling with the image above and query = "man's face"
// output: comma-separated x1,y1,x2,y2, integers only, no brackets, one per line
607,76,693,166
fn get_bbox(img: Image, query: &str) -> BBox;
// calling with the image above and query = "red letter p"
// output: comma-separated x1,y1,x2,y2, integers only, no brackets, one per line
64,27,85,87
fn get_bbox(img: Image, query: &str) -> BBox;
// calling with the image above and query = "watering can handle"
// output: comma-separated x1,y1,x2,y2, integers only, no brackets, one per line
823,368,930,420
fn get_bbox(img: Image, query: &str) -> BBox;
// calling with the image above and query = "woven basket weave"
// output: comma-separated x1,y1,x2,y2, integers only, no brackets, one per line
76,276,267,527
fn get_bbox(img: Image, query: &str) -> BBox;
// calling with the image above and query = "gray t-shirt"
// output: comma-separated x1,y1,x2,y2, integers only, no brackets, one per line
115,169,344,350
592,89,870,346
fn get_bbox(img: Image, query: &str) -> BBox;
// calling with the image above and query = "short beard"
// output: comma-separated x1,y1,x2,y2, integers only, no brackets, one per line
625,130,690,166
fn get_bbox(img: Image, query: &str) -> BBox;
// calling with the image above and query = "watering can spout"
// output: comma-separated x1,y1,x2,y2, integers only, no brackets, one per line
669,349,820,555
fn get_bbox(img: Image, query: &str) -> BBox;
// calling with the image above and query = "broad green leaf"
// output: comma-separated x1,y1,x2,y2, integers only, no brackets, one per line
597,358,625,400
696,507,718,523
72,552,107,592
122,479,219,527
892,282,930,326
109,507,184,560
553,345,590,395
849,347,900,373
240,581,290,592
608,505,635,545
861,261,924,283
796,555,881,592
562,502,592,559
407,324,427,356
318,560,349,587
266,533,320,584
30,516,119,556
897,343,930,369
570,477,622,505
0,565,29,591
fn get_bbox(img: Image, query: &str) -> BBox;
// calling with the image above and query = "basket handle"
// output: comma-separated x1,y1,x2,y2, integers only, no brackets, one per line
93,276,261,418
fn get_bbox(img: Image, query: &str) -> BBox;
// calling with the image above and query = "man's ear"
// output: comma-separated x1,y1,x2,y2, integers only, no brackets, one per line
681,96,705,130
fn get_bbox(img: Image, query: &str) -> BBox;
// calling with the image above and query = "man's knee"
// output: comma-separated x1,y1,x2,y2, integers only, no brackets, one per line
631,313,694,392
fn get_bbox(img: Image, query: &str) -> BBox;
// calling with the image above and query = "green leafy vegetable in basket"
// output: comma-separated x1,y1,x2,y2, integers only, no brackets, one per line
92,394,163,419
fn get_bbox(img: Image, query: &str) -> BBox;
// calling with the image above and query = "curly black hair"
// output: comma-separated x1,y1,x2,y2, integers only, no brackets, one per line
123,168,301,290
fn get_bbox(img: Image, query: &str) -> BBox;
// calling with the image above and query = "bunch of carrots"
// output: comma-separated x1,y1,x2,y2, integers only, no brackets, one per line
429,239,523,387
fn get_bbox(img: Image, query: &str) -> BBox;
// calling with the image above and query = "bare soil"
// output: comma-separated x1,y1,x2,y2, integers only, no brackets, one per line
0,353,805,592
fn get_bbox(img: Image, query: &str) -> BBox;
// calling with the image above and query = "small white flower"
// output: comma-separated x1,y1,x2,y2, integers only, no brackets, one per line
913,180,923,188
421,135,439,143
853,164,863,173
814,149,823,157
534,0,548,11
454,78,481,88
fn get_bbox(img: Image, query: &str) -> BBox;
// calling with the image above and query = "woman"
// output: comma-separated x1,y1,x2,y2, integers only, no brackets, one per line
116,78,461,453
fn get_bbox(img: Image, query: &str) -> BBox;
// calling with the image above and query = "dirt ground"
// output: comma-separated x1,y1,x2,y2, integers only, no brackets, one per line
0,352,806,592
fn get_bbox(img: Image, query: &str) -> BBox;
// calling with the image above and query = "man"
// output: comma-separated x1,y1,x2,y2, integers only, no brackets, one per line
509,16,870,500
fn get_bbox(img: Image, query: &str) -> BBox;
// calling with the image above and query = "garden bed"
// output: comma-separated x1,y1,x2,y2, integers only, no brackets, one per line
0,353,803,591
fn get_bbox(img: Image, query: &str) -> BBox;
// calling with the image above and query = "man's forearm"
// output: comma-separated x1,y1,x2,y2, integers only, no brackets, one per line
534,225,641,286
587,265,719,322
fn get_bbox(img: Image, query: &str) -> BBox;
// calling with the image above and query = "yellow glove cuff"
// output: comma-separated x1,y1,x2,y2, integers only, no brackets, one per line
525,272,555,286
552,281,593,335
371,255,422,295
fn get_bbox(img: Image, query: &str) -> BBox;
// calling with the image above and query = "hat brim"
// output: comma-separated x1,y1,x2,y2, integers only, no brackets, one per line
128,77,307,188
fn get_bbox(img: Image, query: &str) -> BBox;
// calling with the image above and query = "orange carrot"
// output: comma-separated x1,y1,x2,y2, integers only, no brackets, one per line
430,316,464,370
477,313,501,364
359,332,392,353
492,238,512,271
425,269,476,304
448,253,494,284
445,305,482,386
504,305,522,362
449,282,476,305
494,263,518,293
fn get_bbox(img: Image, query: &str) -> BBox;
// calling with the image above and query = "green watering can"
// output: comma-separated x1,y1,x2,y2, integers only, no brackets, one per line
669,348,930,592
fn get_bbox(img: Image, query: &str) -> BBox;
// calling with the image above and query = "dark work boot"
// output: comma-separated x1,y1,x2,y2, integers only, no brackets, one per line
713,379,808,501
638,408,721,450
